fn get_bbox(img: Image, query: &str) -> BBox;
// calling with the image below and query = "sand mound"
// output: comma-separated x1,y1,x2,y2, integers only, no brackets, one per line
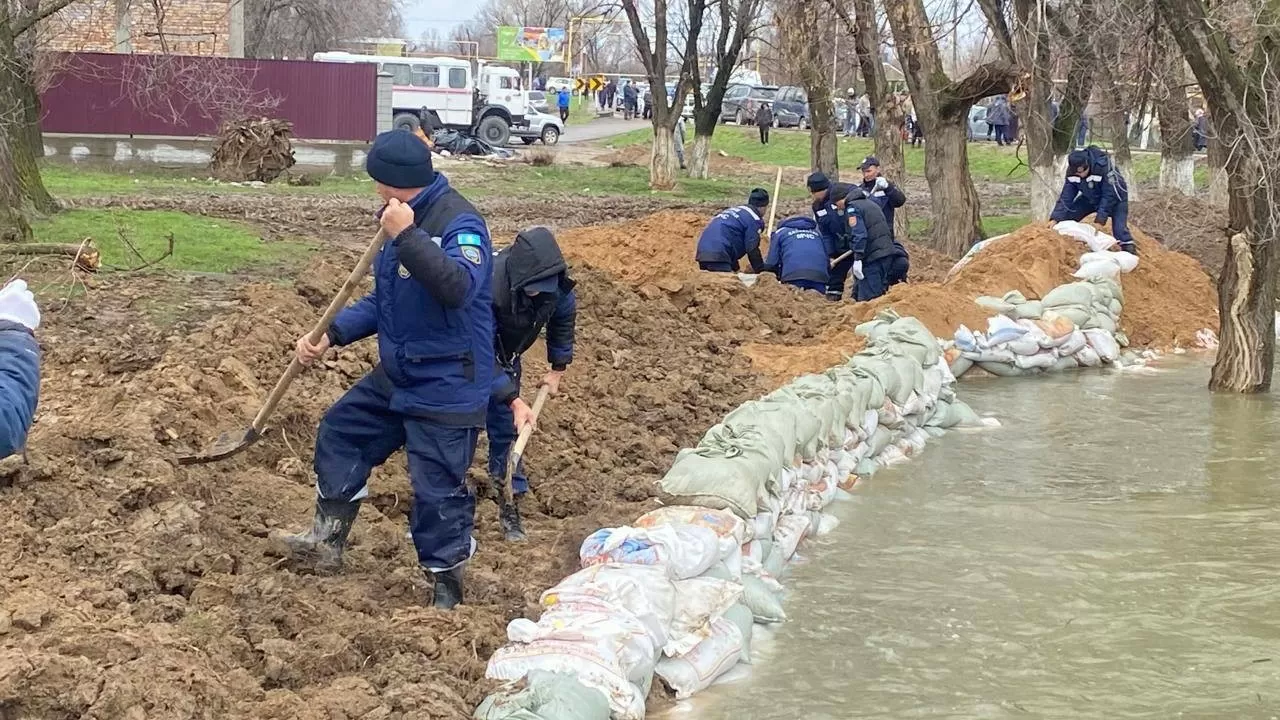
558,209,708,287
1129,192,1229,282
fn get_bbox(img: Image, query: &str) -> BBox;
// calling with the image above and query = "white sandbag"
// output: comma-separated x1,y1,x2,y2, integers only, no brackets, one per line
961,347,1018,364
487,640,647,720
773,513,811,562
804,474,839,511
654,615,744,700
1074,258,1123,280
945,400,984,427
1006,336,1045,356
722,604,754,663
580,524,723,580
1014,300,1045,319
658,444,775,520
1075,345,1102,367
1042,283,1096,309
1051,356,1078,372
1052,220,1097,243
1081,250,1139,273
1057,329,1088,356
949,355,974,378
751,511,776,542
635,506,750,545
543,564,676,649
476,669,612,720
1013,351,1057,370
759,539,787,578
986,315,1030,345
1083,329,1121,362
977,361,1028,377
816,513,840,535
740,572,786,623
507,599,659,686
954,324,978,352
666,576,743,656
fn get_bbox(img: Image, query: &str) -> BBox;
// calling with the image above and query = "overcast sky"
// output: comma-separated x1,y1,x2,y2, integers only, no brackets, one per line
402,0,475,39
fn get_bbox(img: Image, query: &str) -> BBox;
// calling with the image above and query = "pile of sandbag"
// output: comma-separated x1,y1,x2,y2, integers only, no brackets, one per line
479,313,990,719
945,221,1137,380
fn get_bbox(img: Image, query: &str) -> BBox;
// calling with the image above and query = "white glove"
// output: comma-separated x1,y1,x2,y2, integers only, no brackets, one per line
852,260,865,280
0,279,40,331
874,177,889,191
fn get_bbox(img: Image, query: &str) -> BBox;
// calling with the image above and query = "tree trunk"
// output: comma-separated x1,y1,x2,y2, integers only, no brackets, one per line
1155,35,1195,195
1011,0,1057,220
687,133,712,180
1206,117,1228,206
650,126,678,191
784,0,838,177
849,0,908,238
1156,0,1279,393
924,121,985,253
0,18,55,220
884,0,1014,254
809,96,838,178
0,138,32,243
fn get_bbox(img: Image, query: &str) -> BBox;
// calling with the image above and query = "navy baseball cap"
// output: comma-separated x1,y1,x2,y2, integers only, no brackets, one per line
858,155,880,170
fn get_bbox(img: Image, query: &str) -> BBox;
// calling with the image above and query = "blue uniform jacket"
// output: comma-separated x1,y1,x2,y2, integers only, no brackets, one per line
329,174,495,426
0,322,38,458
695,206,765,271
1049,148,1133,243
811,191,849,256
859,179,907,237
764,216,830,285
558,90,571,108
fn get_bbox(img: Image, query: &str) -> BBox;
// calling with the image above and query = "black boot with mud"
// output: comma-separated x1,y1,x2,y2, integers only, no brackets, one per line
275,499,360,575
489,474,527,542
428,566,465,609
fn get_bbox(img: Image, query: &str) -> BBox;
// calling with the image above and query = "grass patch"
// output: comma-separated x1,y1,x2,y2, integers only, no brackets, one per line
472,164,809,202
606,127,1206,188
41,163,372,198
30,209,310,274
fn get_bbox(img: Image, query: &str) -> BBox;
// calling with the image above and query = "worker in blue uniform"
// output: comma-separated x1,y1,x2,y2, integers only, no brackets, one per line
807,172,855,301
694,188,770,273
282,130,497,609
762,216,830,294
1050,145,1137,254
487,226,577,541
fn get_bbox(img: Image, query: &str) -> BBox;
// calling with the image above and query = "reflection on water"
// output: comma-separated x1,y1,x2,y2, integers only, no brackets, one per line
690,360,1280,719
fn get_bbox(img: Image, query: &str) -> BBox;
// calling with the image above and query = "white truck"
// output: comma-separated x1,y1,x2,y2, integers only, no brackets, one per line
313,51,529,146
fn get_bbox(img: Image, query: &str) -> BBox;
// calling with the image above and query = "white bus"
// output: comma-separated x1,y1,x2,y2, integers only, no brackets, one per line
314,51,529,146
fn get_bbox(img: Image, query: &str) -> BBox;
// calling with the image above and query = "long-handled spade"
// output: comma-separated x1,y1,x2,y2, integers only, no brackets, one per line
176,229,388,465
494,384,552,541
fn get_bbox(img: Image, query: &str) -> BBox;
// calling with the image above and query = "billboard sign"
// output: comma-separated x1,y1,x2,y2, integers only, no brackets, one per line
496,26,567,62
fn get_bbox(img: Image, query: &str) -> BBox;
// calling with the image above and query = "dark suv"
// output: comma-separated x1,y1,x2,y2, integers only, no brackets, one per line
771,85,810,128
720,84,778,125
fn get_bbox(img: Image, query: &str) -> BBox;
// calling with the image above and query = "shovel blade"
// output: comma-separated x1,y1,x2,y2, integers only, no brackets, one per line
176,427,264,466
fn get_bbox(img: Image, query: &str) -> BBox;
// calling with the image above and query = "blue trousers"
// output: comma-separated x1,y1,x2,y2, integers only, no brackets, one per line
887,254,910,285
854,257,892,301
486,358,529,493
787,278,827,294
827,254,856,301
314,368,479,572
1106,201,1134,245
699,261,735,273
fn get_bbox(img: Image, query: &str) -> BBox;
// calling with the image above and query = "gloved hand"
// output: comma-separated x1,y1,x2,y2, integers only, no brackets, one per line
852,260,865,280
0,279,40,331
874,177,889,191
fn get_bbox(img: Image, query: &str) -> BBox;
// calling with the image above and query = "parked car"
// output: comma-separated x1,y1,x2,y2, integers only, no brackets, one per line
968,105,990,141
682,83,712,119
773,106,802,128
772,86,810,129
526,90,551,115
512,107,563,145
720,84,778,124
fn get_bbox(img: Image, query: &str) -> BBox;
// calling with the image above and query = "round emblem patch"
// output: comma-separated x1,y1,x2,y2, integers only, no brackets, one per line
461,246,483,265
398,263,410,279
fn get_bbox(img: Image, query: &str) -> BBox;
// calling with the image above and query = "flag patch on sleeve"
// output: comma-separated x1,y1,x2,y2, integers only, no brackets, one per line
457,233,484,247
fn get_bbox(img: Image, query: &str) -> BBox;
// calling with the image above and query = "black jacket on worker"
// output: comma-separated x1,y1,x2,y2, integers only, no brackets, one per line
844,187,898,264
490,227,577,406
756,104,774,127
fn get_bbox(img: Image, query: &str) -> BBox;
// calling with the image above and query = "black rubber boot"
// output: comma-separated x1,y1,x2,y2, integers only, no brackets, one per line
489,475,527,542
428,566,465,609
279,499,360,575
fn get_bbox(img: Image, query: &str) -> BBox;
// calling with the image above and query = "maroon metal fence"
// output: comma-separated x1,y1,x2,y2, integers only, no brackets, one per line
40,52,376,141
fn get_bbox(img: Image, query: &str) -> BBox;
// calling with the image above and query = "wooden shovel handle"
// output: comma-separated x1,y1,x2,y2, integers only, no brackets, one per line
830,250,854,268
250,229,388,432
512,384,553,459
764,166,783,240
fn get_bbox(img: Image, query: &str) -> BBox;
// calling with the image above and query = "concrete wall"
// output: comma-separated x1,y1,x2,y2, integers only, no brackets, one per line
43,134,370,176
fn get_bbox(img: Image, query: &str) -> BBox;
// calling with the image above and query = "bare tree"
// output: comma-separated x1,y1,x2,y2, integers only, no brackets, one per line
687,0,763,179
245,0,402,59
777,0,838,176
1157,0,1280,392
885,0,1017,254
1153,25,1195,194
620,0,706,189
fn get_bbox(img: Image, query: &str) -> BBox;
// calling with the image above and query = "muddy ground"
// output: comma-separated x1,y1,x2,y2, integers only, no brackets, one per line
0,182,1222,719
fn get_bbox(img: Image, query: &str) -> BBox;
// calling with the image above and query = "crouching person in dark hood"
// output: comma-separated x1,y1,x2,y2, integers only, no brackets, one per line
488,226,577,541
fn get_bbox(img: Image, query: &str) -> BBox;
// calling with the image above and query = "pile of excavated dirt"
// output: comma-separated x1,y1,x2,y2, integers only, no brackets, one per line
1130,192,1230,282
1,256,769,718
558,209,709,286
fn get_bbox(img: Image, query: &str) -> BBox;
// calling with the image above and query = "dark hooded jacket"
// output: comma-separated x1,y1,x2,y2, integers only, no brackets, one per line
1050,145,1130,235
844,187,897,264
490,227,577,404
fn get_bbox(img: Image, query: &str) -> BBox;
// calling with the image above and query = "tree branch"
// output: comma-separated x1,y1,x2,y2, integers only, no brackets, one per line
13,0,82,37
940,61,1018,118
